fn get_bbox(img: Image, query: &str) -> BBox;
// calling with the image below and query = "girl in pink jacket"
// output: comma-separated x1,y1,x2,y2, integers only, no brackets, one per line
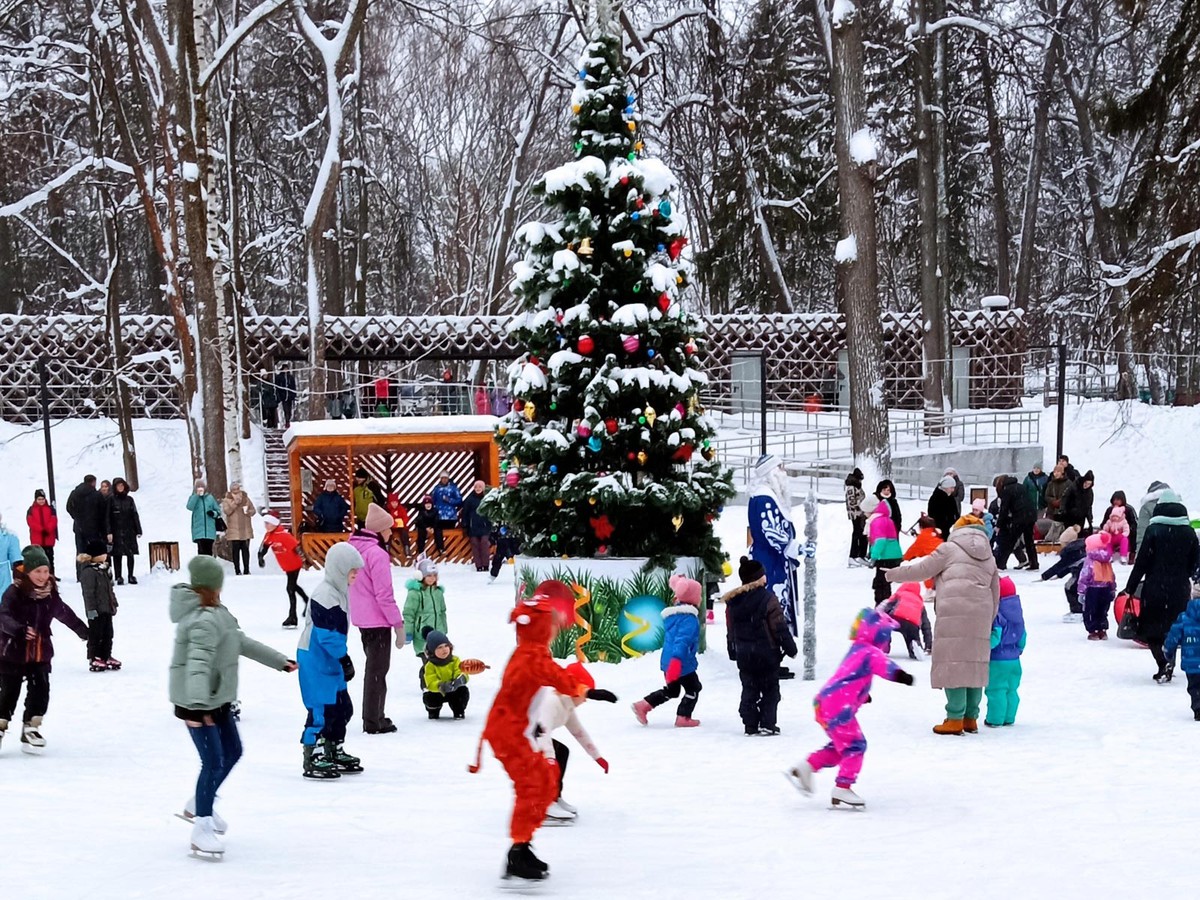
786,608,913,808
1101,506,1131,563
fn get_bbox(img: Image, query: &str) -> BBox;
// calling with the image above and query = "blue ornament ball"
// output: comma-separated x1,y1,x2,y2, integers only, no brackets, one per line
657,243,665,252
549,464,558,474
631,211,640,221
588,436,602,452
618,594,667,656
647,349,656,358
659,200,672,217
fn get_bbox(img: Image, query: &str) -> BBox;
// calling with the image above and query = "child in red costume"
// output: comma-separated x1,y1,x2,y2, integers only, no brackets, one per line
468,586,617,883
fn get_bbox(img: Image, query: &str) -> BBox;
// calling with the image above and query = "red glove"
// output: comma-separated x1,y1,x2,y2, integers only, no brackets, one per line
596,757,609,773
665,658,682,683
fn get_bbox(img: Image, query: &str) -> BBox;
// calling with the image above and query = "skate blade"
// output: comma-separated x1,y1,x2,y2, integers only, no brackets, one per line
20,744,44,755
541,816,576,827
782,769,813,795
499,873,548,892
830,799,866,810
189,848,225,861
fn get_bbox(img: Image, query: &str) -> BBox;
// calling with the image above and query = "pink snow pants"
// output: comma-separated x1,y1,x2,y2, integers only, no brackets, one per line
807,716,867,788
1110,534,1129,560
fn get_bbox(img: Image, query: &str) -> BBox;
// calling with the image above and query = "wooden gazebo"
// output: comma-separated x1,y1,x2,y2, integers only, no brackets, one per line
283,416,501,566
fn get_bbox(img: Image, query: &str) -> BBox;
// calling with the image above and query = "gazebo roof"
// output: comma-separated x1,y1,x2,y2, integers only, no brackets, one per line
284,415,499,445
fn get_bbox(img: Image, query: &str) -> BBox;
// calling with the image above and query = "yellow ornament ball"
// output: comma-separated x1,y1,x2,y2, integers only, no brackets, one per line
498,425,508,436
721,560,733,577
644,406,657,426
636,450,648,465
572,104,581,114
588,496,597,505
554,498,563,507
524,403,536,422
623,247,632,258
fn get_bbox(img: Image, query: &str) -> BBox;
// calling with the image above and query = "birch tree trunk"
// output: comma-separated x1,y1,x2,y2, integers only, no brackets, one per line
975,4,1011,297
831,1,891,476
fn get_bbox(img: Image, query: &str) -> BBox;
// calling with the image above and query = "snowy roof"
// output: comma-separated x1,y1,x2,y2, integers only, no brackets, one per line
285,415,500,443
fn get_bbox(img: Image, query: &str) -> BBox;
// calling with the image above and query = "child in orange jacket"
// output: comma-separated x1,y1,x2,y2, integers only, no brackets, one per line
468,583,617,883
904,514,943,593
385,493,411,561
257,514,309,628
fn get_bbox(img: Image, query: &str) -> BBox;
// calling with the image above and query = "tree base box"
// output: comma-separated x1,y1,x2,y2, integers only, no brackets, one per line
514,556,703,663
149,541,180,571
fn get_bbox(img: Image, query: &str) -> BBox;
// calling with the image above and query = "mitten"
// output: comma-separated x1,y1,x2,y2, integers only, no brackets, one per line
664,658,682,683
586,688,617,703
339,655,355,682
596,757,609,773
893,669,915,686
450,675,467,690
257,547,267,568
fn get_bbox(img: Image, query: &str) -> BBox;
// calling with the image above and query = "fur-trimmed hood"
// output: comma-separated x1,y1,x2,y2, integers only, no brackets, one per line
661,604,699,620
721,576,767,602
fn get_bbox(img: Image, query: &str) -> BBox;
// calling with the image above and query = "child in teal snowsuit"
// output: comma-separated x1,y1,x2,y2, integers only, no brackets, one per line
984,576,1026,727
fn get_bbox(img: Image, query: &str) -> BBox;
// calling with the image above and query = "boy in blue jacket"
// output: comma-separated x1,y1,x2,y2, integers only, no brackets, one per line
984,576,1027,727
631,575,703,727
297,541,365,779
1164,597,1200,720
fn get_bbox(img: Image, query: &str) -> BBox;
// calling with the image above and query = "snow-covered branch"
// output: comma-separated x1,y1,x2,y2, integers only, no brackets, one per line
905,15,1001,42
1103,228,1200,288
0,156,134,219
198,0,290,89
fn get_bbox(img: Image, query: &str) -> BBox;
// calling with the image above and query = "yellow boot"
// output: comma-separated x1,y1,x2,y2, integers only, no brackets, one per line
933,718,964,735
963,717,979,734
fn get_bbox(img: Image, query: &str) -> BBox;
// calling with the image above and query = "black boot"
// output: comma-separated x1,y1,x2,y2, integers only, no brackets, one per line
505,843,548,880
303,743,341,779
128,574,137,585
327,738,363,774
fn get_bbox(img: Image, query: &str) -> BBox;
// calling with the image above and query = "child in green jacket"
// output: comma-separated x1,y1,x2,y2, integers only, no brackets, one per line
421,628,468,719
404,559,447,658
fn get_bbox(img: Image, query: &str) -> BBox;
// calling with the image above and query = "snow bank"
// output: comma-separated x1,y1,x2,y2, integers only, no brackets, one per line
849,127,877,165
285,415,499,441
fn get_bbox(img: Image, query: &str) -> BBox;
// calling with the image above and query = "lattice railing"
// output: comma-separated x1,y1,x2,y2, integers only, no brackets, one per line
0,309,1025,422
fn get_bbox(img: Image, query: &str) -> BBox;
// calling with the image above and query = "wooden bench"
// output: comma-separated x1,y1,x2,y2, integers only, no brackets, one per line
149,541,181,571
1034,542,1062,555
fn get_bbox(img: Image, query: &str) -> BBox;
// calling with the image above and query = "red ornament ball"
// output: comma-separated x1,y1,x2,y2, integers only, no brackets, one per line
658,293,670,312
627,452,636,461
605,418,618,434
577,335,595,355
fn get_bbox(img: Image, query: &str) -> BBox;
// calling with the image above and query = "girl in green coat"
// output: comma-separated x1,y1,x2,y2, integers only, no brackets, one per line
403,559,447,658
169,556,296,859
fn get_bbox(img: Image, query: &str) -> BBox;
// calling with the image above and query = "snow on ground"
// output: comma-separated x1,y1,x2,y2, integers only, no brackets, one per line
1,413,1197,897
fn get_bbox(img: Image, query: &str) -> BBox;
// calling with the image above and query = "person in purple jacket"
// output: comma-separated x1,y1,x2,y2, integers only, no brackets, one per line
984,576,1026,727
348,503,406,734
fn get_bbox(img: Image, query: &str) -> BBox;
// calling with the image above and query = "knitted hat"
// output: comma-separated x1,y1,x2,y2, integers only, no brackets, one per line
354,468,369,479
754,454,781,478
34,488,46,500
421,494,434,504
473,479,486,492
324,478,337,492
194,479,207,490
999,576,1016,598
1085,532,1111,552
953,514,984,530
22,545,50,572
939,475,957,491
364,503,393,533
1109,506,1126,520
918,514,936,529
84,538,108,558
971,498,987,514
263,513,281,529
565,661,595,692
738,555,765,584
188,554,225,591
1159,489,1181,505
229,481,241,492
669,574,702,607
418,558,439,578
421,626,450,653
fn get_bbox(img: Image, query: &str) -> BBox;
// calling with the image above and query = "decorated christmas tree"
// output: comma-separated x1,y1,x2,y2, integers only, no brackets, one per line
484,34,735,573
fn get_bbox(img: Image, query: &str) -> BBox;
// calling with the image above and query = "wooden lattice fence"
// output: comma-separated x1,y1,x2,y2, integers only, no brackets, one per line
0,309,1025,422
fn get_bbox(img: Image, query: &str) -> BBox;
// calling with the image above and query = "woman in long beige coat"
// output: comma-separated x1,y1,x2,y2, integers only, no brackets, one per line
886,515,999,735
220,482,257,577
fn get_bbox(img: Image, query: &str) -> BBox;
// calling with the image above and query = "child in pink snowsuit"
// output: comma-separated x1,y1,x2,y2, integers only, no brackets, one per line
1102,506,1131,563
788,608,913,806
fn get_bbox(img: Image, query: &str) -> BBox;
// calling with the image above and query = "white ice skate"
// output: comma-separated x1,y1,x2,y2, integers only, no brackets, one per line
830,786,866,810
179,797,227,834
543,799,577,825
554,797,578,815
784,761,815,795
20,718,45,755
189,816,225,860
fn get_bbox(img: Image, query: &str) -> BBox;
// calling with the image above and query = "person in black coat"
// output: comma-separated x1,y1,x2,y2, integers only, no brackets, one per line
105,477,142,585
723,556,798,736
1061,470,1095,530
274,366,298,428
994,474,1038,571
927,475,960,542
460,480,492,572
65,475,106,575
875,480,902,534
1123,490,1200,682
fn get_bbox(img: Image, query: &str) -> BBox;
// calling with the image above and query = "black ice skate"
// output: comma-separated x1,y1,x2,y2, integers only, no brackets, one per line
326,738,363,774
504,842,549,881
303,743,341,779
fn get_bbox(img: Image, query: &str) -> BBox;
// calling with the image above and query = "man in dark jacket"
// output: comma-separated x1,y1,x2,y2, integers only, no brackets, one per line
312,480,350,532
994,474,1038,571
274,366,298,428
928,476,960,542
1124,490,1200,682
1057,455,1080,483
723,556,798,736
1062,470,1095,531
65,475,105,575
